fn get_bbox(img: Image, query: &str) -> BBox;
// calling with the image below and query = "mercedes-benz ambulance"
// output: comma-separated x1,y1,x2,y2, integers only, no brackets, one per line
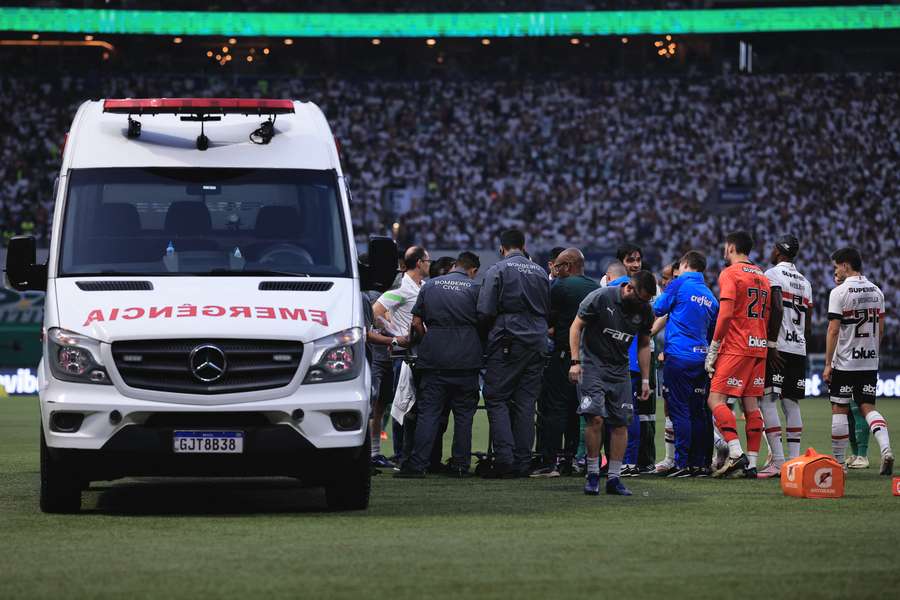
5,98,396,512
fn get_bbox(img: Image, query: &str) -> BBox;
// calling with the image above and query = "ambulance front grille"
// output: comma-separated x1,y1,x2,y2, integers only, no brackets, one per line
111,339,302,394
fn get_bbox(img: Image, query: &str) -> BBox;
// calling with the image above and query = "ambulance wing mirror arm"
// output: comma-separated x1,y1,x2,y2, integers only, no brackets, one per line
361,236,398,292
5,236,47,292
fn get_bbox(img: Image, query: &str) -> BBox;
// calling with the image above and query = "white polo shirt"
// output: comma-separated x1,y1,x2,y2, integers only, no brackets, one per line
375,273,422,337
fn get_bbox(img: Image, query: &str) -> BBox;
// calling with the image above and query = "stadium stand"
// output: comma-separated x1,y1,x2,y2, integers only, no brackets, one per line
2,71,896,354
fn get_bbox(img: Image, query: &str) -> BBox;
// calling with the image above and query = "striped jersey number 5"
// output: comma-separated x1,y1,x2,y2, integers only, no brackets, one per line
789,295,804,326
747,288,768,319
853,309,877,338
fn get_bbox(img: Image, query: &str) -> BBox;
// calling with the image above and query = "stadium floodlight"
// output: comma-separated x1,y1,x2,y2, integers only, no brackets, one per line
0,6,899,37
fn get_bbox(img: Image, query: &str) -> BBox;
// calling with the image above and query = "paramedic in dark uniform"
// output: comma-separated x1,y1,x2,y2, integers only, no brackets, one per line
395,252,483,478
569,270,656,496
477,230,551,478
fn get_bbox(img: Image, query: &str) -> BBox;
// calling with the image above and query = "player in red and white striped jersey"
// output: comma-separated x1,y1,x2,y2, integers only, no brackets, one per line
757,235,813,478
824,247,893,476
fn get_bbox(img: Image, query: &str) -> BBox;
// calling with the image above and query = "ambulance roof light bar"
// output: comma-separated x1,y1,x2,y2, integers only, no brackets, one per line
102,98,295,150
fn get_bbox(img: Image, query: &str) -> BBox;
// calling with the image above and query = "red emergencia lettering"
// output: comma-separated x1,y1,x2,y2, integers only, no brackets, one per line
83,305,328,327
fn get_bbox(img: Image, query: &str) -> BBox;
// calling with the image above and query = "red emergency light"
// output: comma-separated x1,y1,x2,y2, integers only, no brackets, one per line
102,98,295,150
102,98,295,116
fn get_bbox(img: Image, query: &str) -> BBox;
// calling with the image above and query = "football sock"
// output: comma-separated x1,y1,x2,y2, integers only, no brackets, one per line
587,456,600,475
608,460,622,479
760,398,785,466
831,413,850,464
852,403,869,457
713,427,728,451
745,408,764,455
865,411,892,456
664,417,675,461
371,431,381,457
781,397,803,459
712,403,742,458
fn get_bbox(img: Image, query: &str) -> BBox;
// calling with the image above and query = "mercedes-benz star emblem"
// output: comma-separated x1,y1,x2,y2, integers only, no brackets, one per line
189,344,227,383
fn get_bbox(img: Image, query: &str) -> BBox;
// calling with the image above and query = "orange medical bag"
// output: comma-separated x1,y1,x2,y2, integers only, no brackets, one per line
780,448,844,499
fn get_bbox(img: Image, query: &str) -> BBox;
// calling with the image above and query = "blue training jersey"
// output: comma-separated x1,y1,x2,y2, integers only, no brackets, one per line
652,271,719,363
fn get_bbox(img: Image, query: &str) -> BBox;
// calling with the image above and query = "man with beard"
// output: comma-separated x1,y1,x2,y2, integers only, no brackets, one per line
568,271,656,496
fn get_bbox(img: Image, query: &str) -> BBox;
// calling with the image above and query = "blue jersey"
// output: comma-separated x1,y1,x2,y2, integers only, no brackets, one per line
609,275,640,373
652,271,718,364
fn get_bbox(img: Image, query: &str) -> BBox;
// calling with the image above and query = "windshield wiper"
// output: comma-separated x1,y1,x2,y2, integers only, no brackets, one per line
202,269,312,277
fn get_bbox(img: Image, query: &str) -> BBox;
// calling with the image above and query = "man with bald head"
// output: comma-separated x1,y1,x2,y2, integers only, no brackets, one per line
531,248,600,477
374,245,431,466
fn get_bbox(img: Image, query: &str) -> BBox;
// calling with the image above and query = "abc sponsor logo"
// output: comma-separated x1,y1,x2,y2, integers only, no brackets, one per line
863,384,877,395
840,385,853,394
772,373,784,384
753,377,765,387
748,335,768,348
727,376,744,388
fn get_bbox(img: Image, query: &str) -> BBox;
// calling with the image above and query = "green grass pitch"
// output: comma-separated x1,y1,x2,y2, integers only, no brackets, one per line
1,396,898,599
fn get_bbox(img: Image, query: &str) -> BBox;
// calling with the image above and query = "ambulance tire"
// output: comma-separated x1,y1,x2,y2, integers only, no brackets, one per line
324,429,371,511
40,425,82,514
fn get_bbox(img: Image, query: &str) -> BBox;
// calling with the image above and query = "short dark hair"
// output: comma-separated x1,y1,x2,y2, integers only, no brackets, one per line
430,256,455,278
616,242,642,262
403,246,428,271
630,270,657,297
500,229,525,250
549,246,566,262
680,250,707,272
831,247,862,271
456,251,481,271
724,231,754,255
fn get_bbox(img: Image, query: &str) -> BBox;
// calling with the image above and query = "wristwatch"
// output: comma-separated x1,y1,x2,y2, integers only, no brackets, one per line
570,359,581,366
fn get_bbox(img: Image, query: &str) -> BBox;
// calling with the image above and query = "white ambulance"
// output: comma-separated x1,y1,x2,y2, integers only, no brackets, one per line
5,98,397,512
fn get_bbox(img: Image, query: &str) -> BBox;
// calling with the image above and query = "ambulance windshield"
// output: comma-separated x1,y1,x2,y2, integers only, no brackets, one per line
58,167,351,278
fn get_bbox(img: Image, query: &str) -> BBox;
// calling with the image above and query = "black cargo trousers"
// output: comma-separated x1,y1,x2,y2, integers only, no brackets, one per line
537,350,581,465
483,342,544,474
408,369,480,473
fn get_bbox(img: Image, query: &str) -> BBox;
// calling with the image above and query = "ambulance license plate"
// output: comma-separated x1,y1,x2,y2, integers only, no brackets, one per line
173,431,244,454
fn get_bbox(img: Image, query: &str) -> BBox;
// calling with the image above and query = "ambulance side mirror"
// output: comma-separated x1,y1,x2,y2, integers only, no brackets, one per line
5,236,47,292
362,236,398,292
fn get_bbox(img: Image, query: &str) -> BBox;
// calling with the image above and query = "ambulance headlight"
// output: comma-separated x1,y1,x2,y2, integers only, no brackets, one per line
48,328,111,385
303,327,363,384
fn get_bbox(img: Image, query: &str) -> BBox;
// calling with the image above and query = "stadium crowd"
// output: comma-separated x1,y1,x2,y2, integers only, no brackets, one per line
1,71,898,354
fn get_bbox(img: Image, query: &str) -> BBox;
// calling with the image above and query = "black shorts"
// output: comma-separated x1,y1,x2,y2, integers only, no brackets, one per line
829,369,877,407
765,352,807,400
